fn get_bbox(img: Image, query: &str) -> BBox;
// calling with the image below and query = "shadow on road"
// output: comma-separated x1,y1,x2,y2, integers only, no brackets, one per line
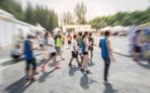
104,82,118,93
80,73,99,90
88,61,95,66
136,61,150,69
80,74,89,89
38,68,55,83
1,58,24,66
69,66,79,76
1,53,42,67
4,76,33,93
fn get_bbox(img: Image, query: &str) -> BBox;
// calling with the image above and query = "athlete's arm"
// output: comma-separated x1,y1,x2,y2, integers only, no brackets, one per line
107,39,115,62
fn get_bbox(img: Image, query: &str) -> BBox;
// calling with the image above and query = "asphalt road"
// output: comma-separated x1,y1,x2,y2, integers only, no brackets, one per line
0,37,150,93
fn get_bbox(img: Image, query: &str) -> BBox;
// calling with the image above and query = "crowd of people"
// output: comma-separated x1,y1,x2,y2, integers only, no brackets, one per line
11,30,115,83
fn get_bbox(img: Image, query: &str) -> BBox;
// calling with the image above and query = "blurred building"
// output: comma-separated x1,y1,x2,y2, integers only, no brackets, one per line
63,25,96,33
0,9,45,49
100,26,129,36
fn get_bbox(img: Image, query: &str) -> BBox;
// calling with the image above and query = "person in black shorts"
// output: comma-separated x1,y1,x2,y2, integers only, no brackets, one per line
81,32,91,74
40,32,58,72
88,33,94,62
69,35,81,67
23,35,37,81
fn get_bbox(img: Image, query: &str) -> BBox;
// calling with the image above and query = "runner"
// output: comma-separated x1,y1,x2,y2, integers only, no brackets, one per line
55,33,64,60
23,35,37,81
133,29,143,61
81,32,91,74
69,35,81,67
99,31,115,82
41,32,59,72
77,32,84,66
67,33,72,49
88,33,94,62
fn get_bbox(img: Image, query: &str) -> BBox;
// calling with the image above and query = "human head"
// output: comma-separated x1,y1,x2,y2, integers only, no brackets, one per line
82,32,88,39
79,32,82,36
73,35,77,39
58,31,61,35
27,34,33,40
104,31,110,37
16,44,21,49
101,31,104,36
89,33,92,36
84,32,88,36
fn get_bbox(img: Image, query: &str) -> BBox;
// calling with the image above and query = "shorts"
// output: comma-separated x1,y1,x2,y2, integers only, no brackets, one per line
68,41,71,44
72,51,78,58
49,52,56,58
83,51,88,55
26,58,36,71
103,57,111,64
134,46,141,53
88,46,93,51
55,47,61,53
11,55,21,59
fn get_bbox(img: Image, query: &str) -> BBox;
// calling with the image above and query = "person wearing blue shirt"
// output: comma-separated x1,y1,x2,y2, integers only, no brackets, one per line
99,31,115,82
23,35,36,81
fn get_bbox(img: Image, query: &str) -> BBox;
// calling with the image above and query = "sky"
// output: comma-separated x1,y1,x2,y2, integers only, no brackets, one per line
17,0,150,20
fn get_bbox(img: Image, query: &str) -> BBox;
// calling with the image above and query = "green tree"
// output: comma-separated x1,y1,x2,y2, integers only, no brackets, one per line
62,11,74,25
74,2,87,24
0,0,24,20
89,7,150,29
34,6,58,31
24,3,36,24
0,0,59,31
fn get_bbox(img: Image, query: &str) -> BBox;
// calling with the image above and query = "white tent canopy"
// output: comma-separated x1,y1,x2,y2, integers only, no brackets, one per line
31,23,45,33
0,9,14,20
100,26,128,32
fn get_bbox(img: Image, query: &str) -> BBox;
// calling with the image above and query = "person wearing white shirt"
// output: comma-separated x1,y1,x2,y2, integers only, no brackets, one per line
69,35,81,67
41,32,59,72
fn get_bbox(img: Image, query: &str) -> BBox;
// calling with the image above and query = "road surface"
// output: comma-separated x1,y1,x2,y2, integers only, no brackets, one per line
0,37,150,93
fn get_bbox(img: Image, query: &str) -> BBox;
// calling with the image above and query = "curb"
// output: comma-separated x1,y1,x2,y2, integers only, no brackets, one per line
113,51,131,57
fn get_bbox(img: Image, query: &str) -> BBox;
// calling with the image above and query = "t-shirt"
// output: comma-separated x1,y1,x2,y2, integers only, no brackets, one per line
79,36,82,48
82,37,88,52
11,48,20,56
72,39,78,51
23,40,33,60
47,37,56,53
99,37,109,59
55,37,62,48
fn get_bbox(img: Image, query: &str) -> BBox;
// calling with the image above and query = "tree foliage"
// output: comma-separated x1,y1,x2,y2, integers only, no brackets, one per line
0,0,24,20
74,2,87,24
62,11,74,25
0,0,58,31
89,8,150,30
